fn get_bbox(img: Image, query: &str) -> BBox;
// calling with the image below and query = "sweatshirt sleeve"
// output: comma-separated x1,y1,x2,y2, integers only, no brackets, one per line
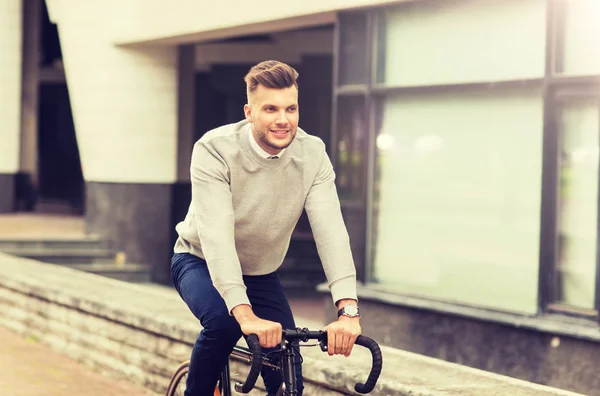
304,145,358,305
190,140,250,313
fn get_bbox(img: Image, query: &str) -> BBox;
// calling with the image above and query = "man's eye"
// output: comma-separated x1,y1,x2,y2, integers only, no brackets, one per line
288,107,297,112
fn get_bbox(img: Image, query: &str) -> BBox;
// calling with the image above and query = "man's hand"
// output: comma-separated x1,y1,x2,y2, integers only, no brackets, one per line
323,300,361,357
324,317,361,357
232,304,282,348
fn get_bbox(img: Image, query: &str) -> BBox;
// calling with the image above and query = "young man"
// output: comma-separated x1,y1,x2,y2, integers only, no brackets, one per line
171,60,361,395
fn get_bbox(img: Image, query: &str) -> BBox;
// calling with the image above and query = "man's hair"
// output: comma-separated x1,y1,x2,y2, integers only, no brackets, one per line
244,60,299,100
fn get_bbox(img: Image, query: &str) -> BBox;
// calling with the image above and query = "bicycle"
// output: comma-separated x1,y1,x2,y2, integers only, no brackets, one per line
165,327,383,396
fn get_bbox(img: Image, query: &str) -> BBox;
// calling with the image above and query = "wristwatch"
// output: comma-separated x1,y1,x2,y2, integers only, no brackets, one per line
337,304,360,318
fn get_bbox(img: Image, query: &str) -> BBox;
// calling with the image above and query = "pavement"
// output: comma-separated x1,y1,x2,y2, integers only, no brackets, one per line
0,325,157,396
0,213,85,239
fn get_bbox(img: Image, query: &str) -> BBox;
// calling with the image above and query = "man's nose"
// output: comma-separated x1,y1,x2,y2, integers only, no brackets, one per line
276,110,289,125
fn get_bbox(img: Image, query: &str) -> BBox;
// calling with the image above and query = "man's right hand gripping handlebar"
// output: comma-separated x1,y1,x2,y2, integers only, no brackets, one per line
232,304,284,394
233,304,283,348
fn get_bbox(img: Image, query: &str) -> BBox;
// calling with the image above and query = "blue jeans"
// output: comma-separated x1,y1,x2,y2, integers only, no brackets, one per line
171,253,304,396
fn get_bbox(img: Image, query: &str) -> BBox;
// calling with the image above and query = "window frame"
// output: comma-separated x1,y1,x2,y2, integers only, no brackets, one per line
541,82,600,320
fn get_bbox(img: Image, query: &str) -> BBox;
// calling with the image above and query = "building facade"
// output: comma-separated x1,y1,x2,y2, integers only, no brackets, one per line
1,0,600,394
330,2,600,395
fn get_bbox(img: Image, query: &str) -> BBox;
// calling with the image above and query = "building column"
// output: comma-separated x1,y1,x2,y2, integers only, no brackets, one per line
0,0,23,212
47,0,179,284
18,0,41,212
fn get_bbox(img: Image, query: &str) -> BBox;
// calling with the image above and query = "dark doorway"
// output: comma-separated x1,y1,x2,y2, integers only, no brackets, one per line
37,83,84,214
33,0,83,214
195,64,257,141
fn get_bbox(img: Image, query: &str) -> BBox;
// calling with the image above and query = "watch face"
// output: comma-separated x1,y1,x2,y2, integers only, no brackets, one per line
344,305,359,316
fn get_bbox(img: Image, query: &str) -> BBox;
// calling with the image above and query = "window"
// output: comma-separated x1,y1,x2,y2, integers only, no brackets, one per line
333,0,600,321
370,89,544,314
554,100,599,310
555,0,600,76
334,96,367,202
376,0,546,87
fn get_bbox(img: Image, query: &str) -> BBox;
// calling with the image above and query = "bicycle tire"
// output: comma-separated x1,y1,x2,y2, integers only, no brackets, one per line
165,361,222,396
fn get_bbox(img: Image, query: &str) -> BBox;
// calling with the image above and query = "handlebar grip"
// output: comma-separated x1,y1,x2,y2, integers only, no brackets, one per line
234,334,263,394
353,335,383,394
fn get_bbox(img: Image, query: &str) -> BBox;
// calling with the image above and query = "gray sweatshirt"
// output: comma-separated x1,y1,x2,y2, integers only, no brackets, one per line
174,120,357,312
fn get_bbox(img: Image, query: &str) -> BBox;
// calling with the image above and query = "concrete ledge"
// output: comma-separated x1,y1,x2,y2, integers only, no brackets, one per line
0,252,586,396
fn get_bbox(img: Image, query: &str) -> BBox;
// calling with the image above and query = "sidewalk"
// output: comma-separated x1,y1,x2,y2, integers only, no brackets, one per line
0,213,85,239
0,325,157,396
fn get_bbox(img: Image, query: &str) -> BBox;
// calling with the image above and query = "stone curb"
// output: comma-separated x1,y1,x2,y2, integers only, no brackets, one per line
0,252,586,396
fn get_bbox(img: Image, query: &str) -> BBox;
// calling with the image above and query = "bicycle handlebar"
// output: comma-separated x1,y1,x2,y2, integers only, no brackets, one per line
350,335,384,394
284,328,383,393
236,328,383,394
234,334,262,393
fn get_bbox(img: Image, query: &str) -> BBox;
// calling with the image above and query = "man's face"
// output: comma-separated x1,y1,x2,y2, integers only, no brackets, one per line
244,84,299,155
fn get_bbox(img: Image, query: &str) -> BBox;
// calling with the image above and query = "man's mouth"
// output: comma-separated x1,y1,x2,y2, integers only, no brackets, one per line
270,129,289,137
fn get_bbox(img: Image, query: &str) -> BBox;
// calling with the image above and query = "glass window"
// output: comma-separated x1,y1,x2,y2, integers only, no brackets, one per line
555,100,599,309
338,12,369,86
376,0,546,87
335,96,367,202
371,89,544,314
557,0,600,76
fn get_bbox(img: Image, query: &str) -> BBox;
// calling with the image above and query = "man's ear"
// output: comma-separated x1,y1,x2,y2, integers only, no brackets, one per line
243,104,253,123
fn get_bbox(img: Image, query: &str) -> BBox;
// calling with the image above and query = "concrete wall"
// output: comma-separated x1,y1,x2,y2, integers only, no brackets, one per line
51,10,178,184
45,0,407,46
108,0,405,45
0,0,23,212
0,253,587,396
0,0,22,176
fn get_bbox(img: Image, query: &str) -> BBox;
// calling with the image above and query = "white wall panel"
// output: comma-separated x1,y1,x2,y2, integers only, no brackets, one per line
0,0,23,174
47,0,178,183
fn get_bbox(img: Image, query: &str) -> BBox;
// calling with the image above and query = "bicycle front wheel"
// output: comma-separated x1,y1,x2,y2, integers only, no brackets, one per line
165,361,222,396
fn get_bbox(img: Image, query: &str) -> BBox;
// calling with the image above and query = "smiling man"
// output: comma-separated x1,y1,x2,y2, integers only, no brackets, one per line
245,76,298,154
171,60,360,396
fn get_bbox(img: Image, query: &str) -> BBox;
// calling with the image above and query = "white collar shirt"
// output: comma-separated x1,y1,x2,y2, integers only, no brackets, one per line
248,126,285,159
